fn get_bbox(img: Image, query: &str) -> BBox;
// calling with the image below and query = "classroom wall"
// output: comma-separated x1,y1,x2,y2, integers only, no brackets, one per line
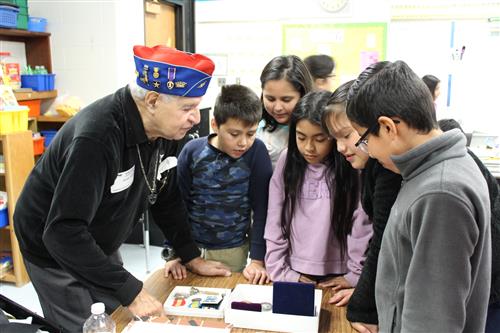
29,0,144,107
195,0,500,135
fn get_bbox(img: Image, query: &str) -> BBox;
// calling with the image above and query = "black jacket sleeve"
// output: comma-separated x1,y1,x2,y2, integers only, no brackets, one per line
468,149,500,304
346,159,402,324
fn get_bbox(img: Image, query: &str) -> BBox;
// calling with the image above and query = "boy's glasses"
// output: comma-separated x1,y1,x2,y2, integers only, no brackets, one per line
355,119,400,154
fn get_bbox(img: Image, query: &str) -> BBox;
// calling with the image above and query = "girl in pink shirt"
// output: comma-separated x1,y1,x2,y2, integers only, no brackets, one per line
264,90,372,288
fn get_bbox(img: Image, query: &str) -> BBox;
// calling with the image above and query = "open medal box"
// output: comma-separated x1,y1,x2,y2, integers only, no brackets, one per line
224,284,322,333
164,286,232,318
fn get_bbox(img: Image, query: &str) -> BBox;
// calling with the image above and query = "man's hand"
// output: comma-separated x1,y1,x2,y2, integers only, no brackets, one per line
164,258,187,280
185,257,231,277
351,322,379,333
243,260,270,285
328,287,354,307
318,275,351,292
127,288,164,318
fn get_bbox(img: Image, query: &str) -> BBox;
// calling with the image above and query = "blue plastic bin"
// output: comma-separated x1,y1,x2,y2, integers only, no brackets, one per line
40,130,57,148
0,208,7,228
45,73,55,90
0,5,18,28
21,74,45,91
28,16,46,32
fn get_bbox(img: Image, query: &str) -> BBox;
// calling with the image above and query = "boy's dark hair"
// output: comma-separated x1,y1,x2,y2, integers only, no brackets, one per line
260,55,313,132
346,60,437,135
304,54,335,80
282,90,359,260
213,84,262,127
422,74,440,96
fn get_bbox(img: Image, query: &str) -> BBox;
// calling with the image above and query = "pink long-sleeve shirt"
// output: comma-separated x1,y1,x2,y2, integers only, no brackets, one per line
264,150,372,285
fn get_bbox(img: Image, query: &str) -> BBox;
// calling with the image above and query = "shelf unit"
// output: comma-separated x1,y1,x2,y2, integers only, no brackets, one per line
1,28,59,126
0,28,53,73
0,131,34,286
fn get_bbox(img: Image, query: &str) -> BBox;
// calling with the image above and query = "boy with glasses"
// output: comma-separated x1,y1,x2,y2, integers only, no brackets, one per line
346,60,491,332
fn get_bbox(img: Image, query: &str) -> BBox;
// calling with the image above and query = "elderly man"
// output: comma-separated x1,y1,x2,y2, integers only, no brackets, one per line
14,45,230,332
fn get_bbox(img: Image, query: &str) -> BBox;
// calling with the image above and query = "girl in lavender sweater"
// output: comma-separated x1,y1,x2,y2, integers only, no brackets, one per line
264,90,372,288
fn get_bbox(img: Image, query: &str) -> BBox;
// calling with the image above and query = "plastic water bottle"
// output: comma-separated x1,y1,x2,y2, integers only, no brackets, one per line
82,302,116,333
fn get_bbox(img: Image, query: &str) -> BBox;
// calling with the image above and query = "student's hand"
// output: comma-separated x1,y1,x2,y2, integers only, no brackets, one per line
185,257,231,277
298,274,316,284
350,322,379,333
164,258,187,280
243,260,270,285
128,288,165,318
318,276,352,291
328,287,354,307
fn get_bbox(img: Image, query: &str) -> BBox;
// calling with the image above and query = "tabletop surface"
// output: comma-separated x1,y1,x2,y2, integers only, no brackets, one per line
111,269,355,333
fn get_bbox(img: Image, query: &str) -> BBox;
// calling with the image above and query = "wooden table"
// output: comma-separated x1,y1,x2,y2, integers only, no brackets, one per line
111,269,355,333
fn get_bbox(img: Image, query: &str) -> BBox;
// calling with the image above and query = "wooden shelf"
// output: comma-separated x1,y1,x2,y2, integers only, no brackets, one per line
14,90,58,101
0,131,34,286
0,28,50,38
37,115,71,123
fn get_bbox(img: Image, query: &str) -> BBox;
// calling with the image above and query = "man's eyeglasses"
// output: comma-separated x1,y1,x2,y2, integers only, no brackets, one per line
355,119,400,154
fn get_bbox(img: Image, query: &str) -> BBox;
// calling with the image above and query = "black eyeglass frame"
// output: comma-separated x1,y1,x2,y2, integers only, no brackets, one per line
355,119,400,148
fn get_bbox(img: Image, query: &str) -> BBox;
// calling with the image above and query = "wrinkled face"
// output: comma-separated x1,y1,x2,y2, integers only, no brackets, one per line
155,95,202,140
262,79,301,125
326,111,369,170
295,119,333,165
211,118,258,159
351,121,399,173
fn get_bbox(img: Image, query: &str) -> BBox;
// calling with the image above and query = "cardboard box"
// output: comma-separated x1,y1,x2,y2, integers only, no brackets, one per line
224,284,322,333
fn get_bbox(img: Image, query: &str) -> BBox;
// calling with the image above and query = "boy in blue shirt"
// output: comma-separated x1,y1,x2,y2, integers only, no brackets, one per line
168,84,272,284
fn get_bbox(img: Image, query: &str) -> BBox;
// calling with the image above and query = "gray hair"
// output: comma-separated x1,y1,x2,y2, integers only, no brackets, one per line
129,81,173,103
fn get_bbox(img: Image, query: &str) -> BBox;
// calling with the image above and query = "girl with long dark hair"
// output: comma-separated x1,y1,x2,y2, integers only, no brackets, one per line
264,90,371,286
257,55,313,168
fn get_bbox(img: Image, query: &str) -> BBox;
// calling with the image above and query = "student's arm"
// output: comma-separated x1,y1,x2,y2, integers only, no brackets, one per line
248,140,273,261
150,163,200,263
347,164,401,324
401,193,487,332
344,201,372,287
264,151,300,282
176,140,195,202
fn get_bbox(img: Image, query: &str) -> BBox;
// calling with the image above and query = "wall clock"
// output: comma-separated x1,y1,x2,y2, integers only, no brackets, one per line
319,0,349,13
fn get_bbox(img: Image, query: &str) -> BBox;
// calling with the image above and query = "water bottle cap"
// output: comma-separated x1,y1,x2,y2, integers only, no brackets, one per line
90,302,105,315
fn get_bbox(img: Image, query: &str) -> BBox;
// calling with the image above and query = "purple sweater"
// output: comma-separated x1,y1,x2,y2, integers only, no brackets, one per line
264,150,372,285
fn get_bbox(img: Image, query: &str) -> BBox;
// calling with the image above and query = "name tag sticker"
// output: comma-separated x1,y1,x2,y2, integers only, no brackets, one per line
110,165,135,193
157,156,177,180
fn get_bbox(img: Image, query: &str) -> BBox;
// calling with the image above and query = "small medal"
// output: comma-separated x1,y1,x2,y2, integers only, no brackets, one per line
167,67,176,90
148,192,157,205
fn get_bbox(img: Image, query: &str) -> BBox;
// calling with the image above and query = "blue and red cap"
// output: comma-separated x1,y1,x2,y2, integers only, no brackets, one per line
133,45,215,97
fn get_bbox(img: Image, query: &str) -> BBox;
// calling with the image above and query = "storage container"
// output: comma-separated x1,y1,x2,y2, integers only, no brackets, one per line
21,74,55,91
33,136,44,155
0,191,7,228
40,130,57,147
18,98,41,117
0,106,28,134
16,12,26,29
0,5,18,29
28,16,46,32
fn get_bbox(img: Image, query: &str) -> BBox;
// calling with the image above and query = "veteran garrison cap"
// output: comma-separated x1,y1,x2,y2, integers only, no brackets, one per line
133,45,215,97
